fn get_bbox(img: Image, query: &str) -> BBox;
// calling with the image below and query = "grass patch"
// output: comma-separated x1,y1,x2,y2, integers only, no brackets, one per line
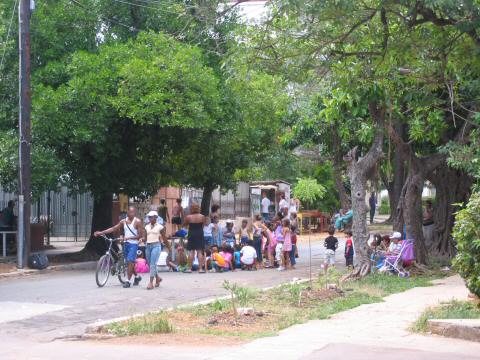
102,271,442,340
411,300,480,333
105,312,174,336
368,223,393,233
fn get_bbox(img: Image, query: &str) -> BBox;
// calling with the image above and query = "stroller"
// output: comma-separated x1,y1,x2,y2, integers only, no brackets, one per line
371,239,415,276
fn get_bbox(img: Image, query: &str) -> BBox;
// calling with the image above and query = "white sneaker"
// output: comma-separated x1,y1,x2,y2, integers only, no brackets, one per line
277,266,284,271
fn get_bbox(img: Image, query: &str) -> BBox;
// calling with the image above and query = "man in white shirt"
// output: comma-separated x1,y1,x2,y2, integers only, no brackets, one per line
261,192,271,221
240,240,257,270
279,194,289,217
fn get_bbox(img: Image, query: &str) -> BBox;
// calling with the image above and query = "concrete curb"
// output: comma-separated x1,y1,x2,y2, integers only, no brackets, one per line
0,261,97,280
83,277,309,337
427,319,480,343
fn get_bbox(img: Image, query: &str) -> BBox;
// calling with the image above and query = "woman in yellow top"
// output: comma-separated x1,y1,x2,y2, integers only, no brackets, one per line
145,210,167,290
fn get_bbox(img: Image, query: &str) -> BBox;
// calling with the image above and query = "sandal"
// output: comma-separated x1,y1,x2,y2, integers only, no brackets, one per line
155,277,162,287
198,270,206,273
147,284,154,290
183,269,192,273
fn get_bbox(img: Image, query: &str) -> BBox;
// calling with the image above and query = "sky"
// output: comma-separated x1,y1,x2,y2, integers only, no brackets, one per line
235,0,268,24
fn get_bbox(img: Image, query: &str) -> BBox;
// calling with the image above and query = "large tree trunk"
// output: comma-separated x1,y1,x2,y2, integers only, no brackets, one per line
391,121,406,231
388,123,448,264
345,101,385,272
84,193,113,256
380,119,406,230
401,167,427,263
201,183,215,216
349,163,371,263
428,164,473,257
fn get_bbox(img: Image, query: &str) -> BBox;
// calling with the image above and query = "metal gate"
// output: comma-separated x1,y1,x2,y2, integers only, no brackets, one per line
0,186,93,243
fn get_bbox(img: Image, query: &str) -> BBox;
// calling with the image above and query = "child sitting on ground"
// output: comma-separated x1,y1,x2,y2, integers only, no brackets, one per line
240,239,257,270
233,244,242,269
344,230,354,269
157,241,184,272
238,219,252,245
204,249,212,272
173,246,188,272
211,245,227,272
220,244,235,271
323,227,338,274
135,250,149,274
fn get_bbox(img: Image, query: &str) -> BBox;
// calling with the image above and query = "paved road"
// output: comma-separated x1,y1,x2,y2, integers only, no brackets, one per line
0,235,345,342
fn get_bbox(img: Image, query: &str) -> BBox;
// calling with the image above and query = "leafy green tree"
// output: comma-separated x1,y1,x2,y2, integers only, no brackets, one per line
33,32,222,253
292,177,326,210
168,67,290,215
247,0,480,265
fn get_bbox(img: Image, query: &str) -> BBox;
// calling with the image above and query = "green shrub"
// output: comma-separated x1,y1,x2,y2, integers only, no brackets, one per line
452,191,480,297
378,197,390,215
106,313,174,336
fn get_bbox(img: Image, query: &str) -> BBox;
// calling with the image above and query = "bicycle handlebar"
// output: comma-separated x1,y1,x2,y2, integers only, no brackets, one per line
100,234,123,242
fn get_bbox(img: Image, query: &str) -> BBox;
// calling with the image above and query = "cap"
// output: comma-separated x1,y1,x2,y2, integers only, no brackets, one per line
147,210,158,217
390,231,402,239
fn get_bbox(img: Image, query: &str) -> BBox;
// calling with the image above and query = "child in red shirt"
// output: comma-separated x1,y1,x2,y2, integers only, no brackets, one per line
344,230,354,269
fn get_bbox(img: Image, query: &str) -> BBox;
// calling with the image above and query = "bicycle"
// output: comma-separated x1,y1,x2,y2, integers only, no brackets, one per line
95,235,128,287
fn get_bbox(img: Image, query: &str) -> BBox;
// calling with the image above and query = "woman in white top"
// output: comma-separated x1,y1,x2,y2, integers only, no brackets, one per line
144,211,167,290
288,198,300,216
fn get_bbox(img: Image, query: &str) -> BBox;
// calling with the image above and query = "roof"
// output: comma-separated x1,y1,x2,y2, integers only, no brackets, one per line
250,180,291,187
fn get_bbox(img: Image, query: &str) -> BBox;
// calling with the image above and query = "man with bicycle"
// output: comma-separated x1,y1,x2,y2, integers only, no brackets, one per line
94,207,144,288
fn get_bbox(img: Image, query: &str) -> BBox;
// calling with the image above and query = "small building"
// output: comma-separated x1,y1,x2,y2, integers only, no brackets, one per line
249,180,291,218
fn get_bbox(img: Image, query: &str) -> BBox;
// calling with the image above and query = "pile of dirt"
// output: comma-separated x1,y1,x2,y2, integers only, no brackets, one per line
297,288,341,306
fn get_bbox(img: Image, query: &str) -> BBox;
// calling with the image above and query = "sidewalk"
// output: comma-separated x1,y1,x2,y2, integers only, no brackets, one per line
211,274,480,360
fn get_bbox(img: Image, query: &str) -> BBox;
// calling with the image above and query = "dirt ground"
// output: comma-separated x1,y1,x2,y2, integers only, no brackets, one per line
100,287,341,347
0,263,16,273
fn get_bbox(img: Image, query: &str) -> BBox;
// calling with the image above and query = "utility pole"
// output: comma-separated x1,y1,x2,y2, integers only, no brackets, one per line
17,0,32,269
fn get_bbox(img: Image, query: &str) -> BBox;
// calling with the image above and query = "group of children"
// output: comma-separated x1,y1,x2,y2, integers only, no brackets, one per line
195,212,300,272
135,212,300,274
321,227,355,272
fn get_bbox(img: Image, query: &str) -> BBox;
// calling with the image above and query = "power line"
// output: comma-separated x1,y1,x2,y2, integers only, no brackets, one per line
70,0,139,32
132,0,198,10
0,0,19,73
110,0,184,15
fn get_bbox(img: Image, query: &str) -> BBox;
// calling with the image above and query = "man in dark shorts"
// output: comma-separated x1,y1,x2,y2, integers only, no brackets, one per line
157,199,169,224
94,207,144,288
172,198,183,232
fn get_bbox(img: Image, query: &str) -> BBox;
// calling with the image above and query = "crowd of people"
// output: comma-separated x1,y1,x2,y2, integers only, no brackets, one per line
93,192,419,290
94,195,302,290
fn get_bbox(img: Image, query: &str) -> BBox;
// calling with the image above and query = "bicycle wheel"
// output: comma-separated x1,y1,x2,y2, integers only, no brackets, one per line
96,254,113,287
117,254,128,284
